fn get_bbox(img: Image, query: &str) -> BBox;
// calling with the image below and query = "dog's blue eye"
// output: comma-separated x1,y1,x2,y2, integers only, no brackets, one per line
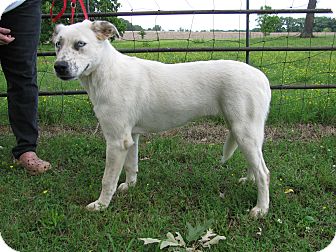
76,41,87,48
55,41,61,48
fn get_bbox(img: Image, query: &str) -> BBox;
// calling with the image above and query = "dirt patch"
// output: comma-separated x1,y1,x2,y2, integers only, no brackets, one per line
160,122,336,144
0,122,334,143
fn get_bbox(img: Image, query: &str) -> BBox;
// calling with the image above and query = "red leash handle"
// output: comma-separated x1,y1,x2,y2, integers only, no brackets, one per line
70,0,76,24
50,0,89,24
79,0,89,20
50,0,67,23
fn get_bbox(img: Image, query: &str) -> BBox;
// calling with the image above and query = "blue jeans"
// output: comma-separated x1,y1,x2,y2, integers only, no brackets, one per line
0,0,41,159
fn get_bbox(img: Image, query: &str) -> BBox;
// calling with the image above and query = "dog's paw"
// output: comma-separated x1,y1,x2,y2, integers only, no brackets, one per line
86,200,108,211
220,156,226,164
249,206,268,219
117,182,130,192
117,181,136,192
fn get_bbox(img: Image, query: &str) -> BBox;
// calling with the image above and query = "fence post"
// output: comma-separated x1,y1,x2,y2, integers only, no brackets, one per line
86,0,90,15
245,0,250,64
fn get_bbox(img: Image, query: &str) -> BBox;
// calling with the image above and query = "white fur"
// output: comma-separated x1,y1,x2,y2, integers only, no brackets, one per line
53,20,272,218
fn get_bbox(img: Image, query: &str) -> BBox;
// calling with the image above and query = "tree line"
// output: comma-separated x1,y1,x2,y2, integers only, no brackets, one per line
253,15,336,34
255,1,334,37
40,0,334,43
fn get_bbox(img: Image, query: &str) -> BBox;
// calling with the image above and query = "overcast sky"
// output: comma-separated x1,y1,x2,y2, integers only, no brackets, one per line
117,0,335,31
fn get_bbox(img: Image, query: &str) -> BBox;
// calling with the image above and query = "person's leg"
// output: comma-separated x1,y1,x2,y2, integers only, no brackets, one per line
0,0,41,159
0,0,50,174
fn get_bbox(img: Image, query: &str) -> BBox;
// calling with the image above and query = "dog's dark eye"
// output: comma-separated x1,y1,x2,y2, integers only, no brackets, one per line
76,41,87,48
55,41,61,48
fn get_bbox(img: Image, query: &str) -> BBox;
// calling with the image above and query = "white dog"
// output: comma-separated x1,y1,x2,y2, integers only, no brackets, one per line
53,20,271,218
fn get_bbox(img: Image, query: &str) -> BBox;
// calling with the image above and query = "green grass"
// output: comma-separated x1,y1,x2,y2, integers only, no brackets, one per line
0,35,335,251
0,129,335,251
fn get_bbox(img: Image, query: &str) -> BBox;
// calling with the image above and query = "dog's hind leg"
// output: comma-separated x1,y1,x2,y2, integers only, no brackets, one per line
118,134,140,192
86,138,130,211
231,124,270,218
221,130,255,183
221,131,238,164
222,131,255,184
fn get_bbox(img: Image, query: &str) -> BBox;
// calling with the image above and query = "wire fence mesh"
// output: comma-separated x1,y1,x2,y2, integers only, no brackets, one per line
0,0,335,129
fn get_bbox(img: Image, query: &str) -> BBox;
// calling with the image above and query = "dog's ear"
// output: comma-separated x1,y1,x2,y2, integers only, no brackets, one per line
52,24,65,42
91,21,120,40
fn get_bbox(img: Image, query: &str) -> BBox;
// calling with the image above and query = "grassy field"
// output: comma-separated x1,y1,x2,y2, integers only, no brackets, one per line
0,124,335,251
0,35,335,251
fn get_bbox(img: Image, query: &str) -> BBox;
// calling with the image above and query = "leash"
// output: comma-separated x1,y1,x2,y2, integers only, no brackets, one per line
50,0,89,24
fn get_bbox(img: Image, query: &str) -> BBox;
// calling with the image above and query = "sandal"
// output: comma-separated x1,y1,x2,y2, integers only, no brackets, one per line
16,151,51,175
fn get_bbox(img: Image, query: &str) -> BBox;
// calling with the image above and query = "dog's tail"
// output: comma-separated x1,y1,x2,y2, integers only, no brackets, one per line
221,132,238,164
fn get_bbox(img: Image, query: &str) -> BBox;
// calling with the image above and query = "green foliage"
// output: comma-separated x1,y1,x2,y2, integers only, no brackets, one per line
255,6,336,34
256,6,282,36
39,207,66,231
120,18,144,31
186,219,214,242
148,25,162,31
280,17,305,32
253,16,336,33
41,0,125,44
313,16,336,32
139,220,226,250
40,0,56,44
138,29,146,39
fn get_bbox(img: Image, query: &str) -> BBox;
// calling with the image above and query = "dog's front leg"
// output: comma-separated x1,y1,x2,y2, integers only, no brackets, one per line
118,134,139,192
86,141,129,211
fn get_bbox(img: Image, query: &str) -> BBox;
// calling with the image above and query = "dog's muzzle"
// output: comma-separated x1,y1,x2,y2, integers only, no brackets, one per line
54,61,73,80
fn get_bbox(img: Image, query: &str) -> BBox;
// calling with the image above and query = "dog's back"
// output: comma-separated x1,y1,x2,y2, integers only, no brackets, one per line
118,57,271,133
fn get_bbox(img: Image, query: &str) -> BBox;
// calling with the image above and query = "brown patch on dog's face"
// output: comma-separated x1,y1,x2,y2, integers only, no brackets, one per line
91,21,120,41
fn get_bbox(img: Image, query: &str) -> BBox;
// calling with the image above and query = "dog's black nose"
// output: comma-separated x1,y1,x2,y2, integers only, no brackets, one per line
54,61,69,74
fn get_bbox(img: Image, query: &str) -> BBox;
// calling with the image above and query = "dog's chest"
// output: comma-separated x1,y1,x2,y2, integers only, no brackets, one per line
84,84,114,117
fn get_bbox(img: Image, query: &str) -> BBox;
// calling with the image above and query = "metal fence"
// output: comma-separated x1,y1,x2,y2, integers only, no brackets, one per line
0,0,335,125
0,2,335,98
34,4,335,96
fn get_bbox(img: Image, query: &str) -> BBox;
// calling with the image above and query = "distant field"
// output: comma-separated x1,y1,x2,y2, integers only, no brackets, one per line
121,31,336,41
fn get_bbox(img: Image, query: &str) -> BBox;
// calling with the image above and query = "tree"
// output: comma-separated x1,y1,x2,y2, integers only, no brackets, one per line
256,6,282,36
120,18,144,31
254,16,335,33
152,25,162,31
138,29,146,39
41,0,125,43
280,17,304,32
313,17,336,32
300,0,317,38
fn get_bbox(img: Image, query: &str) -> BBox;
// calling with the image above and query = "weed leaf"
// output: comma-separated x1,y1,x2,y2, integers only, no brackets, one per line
186,219,214,242
175,232,186,247
199,229,217,242
166,232,176,242
139,238,161,245
202,235,226,247
160,240,180,249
